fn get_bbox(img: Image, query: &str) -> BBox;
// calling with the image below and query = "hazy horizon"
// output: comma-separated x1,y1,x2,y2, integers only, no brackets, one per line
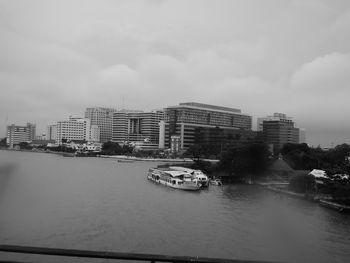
1,0,350,147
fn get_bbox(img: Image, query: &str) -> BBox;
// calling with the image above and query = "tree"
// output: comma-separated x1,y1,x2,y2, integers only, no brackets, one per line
18,142,32,150
0,138,7,147
101,141,123,155
185,144,203,160
218,142,270,178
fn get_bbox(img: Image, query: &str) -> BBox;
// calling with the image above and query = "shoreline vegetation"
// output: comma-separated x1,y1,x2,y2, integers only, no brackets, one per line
1,141,350,213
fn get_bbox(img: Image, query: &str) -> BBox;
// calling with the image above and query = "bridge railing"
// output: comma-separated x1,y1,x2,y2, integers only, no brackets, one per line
0,244,284,263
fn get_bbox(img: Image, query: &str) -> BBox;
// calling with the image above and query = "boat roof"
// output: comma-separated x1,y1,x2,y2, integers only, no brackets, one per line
151,168,191,177
164,170,191,177
169,166,197,173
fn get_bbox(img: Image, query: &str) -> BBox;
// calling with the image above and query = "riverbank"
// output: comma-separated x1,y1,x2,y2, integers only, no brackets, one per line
98,154,195,163
258,182,350,213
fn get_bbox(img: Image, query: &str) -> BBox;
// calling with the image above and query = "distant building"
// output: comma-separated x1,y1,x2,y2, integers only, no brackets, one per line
160,102,253,150
170,135,181,153
259,113,300,154
6,123,36,148
56,117,98,144
84,107,117,143
299,128,306,144
112,110,164,150
47,124,57,141
89,125,100,142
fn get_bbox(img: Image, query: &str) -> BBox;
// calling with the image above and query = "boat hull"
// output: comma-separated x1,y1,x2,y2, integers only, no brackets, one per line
147,171,201,191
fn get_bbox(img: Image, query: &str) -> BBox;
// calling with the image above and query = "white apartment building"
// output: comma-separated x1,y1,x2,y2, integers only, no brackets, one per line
56,117,93,144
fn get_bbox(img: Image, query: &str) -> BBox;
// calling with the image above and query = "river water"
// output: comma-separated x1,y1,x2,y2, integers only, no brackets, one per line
0,150,349,263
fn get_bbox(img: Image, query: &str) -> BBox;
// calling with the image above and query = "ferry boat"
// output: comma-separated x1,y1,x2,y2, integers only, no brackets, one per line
169,166,210,188
147,168,201,191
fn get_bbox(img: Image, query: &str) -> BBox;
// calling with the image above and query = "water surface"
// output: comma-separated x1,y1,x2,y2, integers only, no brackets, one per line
0,150,349,262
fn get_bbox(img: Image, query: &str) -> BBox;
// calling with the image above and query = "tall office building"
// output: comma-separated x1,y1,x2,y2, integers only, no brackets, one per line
161,102,253,150
260,113,300,154
56,117,92,144
84,107,117,143
112,110,164,150
6,123,36,148
47,124,57,141
299,128,306,144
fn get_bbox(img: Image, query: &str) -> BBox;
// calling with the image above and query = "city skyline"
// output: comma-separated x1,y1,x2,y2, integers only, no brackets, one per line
1,0,350,147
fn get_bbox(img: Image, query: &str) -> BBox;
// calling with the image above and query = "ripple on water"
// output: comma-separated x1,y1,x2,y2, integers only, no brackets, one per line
1,151,350,263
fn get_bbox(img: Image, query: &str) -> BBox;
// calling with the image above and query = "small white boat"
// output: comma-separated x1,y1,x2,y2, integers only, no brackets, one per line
147,168,201,191
169,166,209,188
209,178,222,186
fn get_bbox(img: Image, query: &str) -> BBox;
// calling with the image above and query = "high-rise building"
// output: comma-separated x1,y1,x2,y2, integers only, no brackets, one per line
6,123,36,148
112,110,164,150
260,113,300,154
161,102,253,150
89,125,100,142
299,128,306,144
84,107,117,143
47,124,57,141
56,117,91,144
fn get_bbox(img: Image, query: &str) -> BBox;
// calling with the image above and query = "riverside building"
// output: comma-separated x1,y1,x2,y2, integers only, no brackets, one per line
84,107,117,143
160,102,253,151
47,124,57,141
55,117,100,144
259,113,300,154
112,110,164,150
6,123,36,148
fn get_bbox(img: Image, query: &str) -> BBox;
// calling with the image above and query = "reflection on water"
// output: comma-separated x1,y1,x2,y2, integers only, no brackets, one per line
0,150,350,263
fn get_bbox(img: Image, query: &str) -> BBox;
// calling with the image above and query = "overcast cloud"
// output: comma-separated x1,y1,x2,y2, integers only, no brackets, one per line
1,0,350,147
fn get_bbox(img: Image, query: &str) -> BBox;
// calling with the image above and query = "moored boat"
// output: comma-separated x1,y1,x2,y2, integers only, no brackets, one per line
147,168,201,191
169,166,209,188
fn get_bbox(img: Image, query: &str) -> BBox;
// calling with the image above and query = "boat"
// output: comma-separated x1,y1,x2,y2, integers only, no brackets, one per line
117,159,135,163
209,178,222,186
147,168,201,191
169,166,209,188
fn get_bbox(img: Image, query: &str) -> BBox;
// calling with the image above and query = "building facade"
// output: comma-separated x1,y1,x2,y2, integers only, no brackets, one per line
6,123,36,148
112,110,164,150
47,124,57,141
260,113,300,154
84,107,117,143
161,102,253,150
56,117,92,144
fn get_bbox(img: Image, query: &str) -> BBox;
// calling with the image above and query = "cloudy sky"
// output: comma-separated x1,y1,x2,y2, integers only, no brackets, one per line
1,0,350,147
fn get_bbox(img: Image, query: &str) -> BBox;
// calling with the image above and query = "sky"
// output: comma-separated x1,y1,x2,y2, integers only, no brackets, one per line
1,0,350,147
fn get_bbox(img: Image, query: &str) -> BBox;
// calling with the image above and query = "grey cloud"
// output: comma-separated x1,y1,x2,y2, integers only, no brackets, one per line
1,0,350,146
